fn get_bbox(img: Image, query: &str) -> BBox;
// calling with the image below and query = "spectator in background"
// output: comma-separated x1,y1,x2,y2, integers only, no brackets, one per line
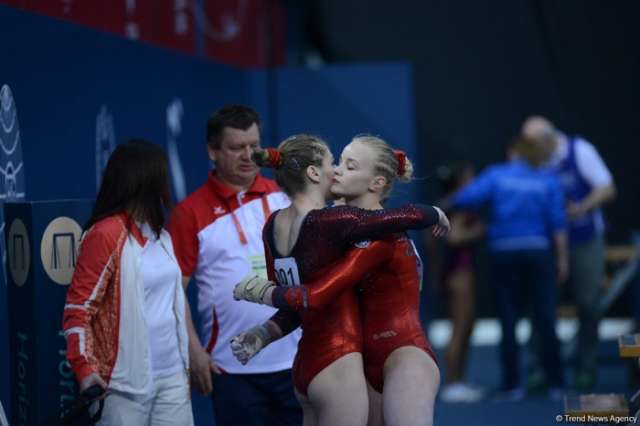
428,163,485,403
63,140,193,425
167,105,302,426
450,137,568,400
523,116,617,391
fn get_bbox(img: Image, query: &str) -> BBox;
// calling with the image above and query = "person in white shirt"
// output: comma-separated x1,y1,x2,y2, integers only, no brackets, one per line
523,116,617,391
168,105,301,426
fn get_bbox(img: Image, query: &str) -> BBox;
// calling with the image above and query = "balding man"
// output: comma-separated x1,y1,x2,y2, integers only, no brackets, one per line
522,116,616,391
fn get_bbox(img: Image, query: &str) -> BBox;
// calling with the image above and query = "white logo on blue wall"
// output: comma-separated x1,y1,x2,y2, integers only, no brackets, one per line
40,217,82,286
0,84,26,286
167,99,186,201
8,218,29,287
95,105,116,191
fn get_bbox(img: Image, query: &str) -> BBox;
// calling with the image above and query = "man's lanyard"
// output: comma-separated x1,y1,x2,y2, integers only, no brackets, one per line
229,195,271,246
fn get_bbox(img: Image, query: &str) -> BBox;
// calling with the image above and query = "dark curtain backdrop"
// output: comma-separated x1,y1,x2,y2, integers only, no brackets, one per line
303,0,640,243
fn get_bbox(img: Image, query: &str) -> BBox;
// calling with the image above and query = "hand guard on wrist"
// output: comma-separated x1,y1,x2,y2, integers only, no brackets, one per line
230,325,271,365
233,275,275,304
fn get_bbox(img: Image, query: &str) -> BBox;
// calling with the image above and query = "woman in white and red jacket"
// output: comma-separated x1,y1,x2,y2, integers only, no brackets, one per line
62,140,192,425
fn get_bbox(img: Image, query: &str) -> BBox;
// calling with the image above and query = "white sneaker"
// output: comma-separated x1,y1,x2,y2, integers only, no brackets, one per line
439,382,485,403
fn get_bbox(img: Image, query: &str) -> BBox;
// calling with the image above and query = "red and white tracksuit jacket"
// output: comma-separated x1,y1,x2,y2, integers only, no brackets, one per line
62,213,189,394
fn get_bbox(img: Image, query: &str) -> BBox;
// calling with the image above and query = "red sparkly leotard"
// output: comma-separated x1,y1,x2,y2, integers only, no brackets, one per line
360,234,436,393
263,204,439,395
271,234,436,394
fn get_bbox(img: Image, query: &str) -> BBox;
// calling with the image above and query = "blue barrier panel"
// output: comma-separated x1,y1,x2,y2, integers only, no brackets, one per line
0,82,27,420
5,200,93,426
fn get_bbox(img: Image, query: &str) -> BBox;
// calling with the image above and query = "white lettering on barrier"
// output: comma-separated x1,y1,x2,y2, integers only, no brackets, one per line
58,331,75,414
16,332,28,425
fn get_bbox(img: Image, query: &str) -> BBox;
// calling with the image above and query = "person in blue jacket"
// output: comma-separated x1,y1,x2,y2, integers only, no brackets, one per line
451,136,568,400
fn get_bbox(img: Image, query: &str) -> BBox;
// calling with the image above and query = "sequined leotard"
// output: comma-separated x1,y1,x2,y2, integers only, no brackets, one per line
271,234,436,394
359,234,436,393
263,204,438,395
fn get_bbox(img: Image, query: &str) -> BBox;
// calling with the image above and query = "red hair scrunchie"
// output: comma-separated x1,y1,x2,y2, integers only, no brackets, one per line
394,149,407,177
266,147,283,168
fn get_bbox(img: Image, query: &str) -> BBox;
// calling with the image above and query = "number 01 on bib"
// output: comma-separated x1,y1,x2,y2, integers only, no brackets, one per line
273,257,301,287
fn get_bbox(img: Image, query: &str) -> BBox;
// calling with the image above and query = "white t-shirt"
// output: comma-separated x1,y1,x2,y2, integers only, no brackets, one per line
548,134,613,189
546,134,613,235
140,223,183,378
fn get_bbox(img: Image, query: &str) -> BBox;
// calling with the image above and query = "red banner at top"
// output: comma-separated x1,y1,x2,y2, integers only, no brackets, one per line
201,0,285,67
0,0,285,65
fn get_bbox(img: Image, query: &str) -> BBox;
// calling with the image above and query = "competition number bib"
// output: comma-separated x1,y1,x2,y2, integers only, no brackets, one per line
273,257,301,287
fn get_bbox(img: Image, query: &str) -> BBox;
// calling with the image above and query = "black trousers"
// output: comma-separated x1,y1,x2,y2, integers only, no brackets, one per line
491,249,565,390
211,369,302,426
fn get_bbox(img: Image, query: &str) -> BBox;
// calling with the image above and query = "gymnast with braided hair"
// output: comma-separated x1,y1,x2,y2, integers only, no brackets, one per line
232,136,449,425
230,134,449,426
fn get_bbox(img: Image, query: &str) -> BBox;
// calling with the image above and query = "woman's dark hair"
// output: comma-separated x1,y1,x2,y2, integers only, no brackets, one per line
206,104,260,149
85,139,172,238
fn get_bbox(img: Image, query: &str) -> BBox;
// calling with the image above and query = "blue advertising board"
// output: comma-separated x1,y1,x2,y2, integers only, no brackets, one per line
5,200,93,426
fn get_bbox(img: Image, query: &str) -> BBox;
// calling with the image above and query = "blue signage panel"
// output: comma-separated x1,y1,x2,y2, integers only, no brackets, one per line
6,200,92,426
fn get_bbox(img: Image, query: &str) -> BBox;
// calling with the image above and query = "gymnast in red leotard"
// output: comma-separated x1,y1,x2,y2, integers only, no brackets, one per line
256,232,437,406
234,135,447,426
327,135,442,426
235,135,446,426
229,134,448,426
